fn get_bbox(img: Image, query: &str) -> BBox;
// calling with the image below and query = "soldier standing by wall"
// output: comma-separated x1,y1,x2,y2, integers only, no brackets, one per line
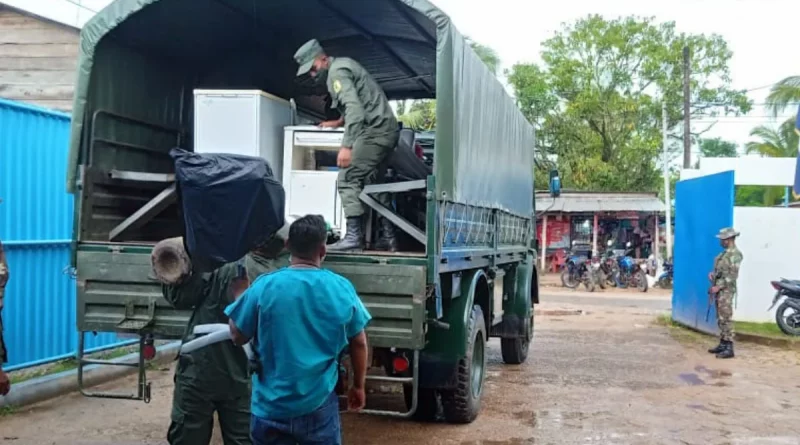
708,227,744,359
0,237,10,395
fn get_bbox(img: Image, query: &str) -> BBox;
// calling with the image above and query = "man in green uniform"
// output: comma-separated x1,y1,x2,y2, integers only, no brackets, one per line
162,233,290,445
294,38,400,252
0,237,10,396
707,227,744,359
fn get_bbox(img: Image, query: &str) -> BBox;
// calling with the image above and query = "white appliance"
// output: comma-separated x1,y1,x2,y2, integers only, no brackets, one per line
282,126,346,234
193,89,294,182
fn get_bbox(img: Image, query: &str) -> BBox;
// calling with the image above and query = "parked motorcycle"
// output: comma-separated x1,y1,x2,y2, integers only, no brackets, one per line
656,260,673,289
560,243,595,292
595,241,618,289
614,242,648,292
768,278,800,336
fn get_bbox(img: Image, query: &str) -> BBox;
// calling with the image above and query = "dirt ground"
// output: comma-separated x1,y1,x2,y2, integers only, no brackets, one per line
2,290,799,445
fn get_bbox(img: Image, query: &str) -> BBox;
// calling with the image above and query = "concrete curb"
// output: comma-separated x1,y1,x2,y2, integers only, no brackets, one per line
668,320,800,351
535,309,583,316
735,332,800,350
0,342,180,409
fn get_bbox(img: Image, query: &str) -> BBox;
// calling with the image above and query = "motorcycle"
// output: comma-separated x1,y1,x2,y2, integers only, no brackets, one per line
656,259,673,289
595,241,618,289
560,243,595,292
768,278,800,336
614,242,648,292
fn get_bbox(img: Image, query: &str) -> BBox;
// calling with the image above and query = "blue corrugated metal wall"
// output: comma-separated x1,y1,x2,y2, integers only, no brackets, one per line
0,99,129,371
672,171,734,334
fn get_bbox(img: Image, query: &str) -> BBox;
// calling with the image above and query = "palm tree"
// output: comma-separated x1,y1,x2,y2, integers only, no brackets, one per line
744,119,799,205
745,119,799,158
765,75,800,116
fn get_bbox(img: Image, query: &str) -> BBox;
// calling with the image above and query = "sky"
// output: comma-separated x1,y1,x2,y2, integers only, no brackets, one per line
11,0,797,162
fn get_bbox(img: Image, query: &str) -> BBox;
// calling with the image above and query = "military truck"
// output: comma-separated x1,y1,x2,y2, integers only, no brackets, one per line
66,0,540,424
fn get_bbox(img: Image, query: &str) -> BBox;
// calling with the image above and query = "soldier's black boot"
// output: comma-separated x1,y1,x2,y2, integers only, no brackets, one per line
716,341,734,359
374,217,398,252
328,217,364,252
708,340,725,354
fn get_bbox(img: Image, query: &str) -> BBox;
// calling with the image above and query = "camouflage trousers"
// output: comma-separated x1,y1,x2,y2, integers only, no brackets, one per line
337,131,399,218
716,290,734,342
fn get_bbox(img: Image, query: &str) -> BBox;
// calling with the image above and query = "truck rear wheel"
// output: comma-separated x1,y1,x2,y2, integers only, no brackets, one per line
500,314,532,365
403,384,439,422
441,305,486,424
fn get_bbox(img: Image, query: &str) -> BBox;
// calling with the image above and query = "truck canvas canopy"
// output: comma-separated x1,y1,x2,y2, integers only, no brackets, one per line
66,0,534,219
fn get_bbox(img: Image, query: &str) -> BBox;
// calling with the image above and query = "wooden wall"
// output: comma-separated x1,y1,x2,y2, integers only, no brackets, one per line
0,6,79,112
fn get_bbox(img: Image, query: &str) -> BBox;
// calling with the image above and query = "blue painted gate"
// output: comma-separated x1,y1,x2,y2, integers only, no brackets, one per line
672,171,734,334
0,99,130,371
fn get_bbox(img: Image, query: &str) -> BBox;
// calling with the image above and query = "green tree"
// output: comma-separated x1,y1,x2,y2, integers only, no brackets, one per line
745,119,799,158
765,75,800,116
699,137,738,158
743,119,799,206
695,137,737,168
397,39,499,130
507,15,751,192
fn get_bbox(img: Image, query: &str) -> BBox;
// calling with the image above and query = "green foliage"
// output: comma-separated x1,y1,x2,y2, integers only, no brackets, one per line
735,118,799,206
506,15,751,192
397,38,499,130
745,119,799,158
765,75,800,116
699,137,737,158
397,100,436,131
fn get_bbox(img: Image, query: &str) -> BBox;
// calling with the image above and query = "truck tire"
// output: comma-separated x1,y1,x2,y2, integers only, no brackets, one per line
501,313,532,365
403,384,439,422
441,305,487,424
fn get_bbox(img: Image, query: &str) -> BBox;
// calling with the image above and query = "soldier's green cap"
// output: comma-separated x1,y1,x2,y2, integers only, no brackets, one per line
294,39,325,77
715,227,740,239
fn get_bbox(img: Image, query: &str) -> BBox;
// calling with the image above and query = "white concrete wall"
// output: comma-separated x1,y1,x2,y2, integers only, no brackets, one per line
732,206,800,322
681,156,796,186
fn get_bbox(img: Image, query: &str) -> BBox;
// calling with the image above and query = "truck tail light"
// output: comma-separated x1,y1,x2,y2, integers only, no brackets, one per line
143,341,156,361
392,356,409,374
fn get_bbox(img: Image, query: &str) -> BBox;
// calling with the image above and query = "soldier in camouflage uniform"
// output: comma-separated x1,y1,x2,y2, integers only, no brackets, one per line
707,227,743,359
294,39,400,252
0,237,10,395
162,233,290,445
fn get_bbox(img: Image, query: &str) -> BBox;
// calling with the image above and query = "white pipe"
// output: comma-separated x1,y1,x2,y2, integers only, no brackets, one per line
193,323,229,335
181,323,255,361
180,329,232,355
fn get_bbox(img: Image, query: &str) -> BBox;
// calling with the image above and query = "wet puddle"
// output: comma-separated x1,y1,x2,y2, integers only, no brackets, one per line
695,365,732,379
686,403,710,412
679,365,732,386
678,372,705,385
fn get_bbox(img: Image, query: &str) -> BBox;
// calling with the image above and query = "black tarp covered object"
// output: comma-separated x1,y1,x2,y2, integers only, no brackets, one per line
170,148,285,272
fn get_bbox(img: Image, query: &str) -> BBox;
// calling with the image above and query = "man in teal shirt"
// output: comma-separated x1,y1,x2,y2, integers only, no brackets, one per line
226,215,371,445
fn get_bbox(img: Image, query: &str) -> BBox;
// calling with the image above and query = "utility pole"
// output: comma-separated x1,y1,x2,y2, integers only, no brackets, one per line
682,46,691,169
663,102,673,260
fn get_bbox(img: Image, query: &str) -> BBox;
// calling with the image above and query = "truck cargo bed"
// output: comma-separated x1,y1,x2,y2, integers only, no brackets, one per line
76,244,428,349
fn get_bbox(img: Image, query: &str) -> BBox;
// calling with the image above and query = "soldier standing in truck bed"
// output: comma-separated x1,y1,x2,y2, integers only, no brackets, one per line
0,236,10,395
707,227,744,359
294,38,400,252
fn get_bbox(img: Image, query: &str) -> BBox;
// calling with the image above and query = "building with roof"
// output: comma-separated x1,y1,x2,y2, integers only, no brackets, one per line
0,1,93,112
535,191,668,271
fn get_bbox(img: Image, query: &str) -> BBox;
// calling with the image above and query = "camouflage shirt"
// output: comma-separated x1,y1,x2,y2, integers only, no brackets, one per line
713,245,743,293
